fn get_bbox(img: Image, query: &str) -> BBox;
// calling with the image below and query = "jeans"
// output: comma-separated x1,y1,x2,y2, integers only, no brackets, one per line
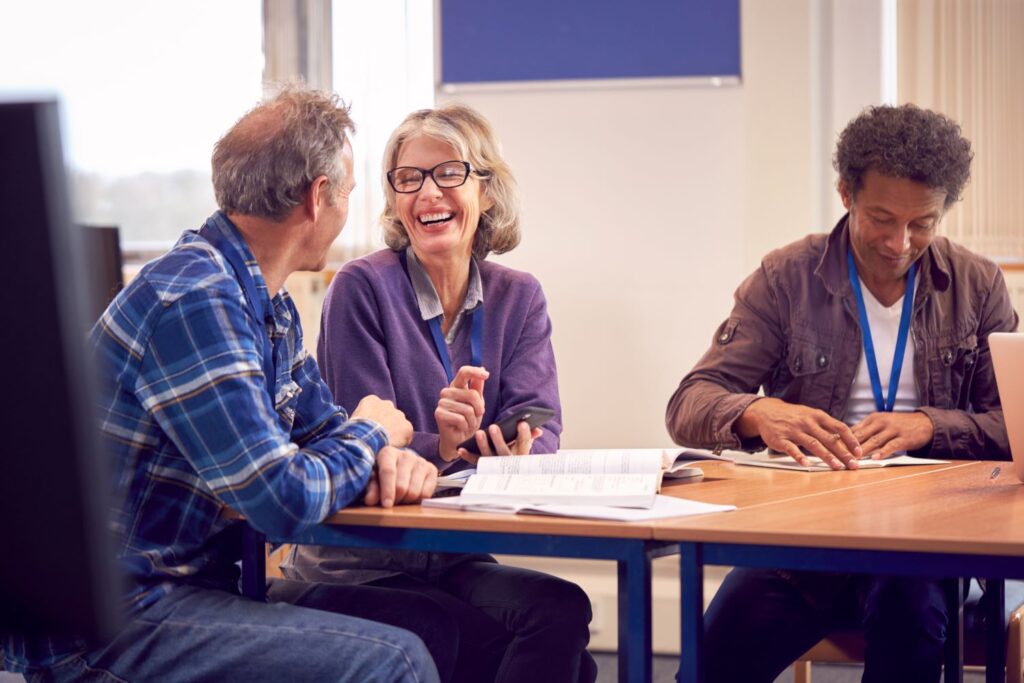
697,568,949,683
30,584,440,683
283,559,597,683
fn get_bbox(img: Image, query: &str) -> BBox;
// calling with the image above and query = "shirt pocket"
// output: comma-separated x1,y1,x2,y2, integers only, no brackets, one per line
929,332,978,409
274,379,302,427
785,336,837,410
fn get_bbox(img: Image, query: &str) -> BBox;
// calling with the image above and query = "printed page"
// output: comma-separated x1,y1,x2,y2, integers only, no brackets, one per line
476,450,663,476
423,494,736,521
461,473,659,508
735,452,949,471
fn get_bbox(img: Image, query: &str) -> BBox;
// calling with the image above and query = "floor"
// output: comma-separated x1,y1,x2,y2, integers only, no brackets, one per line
1,658,990,681
590,653,989,682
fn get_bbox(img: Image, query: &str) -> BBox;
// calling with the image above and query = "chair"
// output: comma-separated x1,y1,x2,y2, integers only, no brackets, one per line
794,580,1024,683
80,224,124,328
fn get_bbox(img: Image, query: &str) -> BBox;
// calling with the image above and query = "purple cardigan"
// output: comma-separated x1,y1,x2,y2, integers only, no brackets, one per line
317,248,562,467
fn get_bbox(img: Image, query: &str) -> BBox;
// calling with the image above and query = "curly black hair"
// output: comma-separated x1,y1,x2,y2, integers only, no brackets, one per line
834,104,973,209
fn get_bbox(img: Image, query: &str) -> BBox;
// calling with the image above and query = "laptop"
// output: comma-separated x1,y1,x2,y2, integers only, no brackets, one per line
989,332,1024,482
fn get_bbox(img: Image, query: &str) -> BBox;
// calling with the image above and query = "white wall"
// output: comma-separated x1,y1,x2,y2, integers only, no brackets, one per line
440,0,888,451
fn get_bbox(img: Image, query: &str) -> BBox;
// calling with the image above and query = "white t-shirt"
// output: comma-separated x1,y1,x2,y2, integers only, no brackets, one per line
844,277,920,426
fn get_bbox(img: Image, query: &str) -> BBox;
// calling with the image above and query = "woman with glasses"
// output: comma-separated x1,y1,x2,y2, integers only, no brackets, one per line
281,104,597,683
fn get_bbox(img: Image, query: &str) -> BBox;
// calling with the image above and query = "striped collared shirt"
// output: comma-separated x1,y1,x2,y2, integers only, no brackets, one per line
5,212,385,672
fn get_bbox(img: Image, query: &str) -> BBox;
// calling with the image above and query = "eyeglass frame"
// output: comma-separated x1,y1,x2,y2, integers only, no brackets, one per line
386,160,481,194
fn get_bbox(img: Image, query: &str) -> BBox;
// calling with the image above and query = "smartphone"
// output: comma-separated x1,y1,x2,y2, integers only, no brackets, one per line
458,406,556,453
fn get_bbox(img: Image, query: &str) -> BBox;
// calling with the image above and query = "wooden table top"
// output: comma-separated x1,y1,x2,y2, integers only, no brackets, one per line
654,460,1024,556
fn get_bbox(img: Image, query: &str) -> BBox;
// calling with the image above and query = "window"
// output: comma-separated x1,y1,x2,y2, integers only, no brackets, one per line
0,1,263,249
330,0,435,256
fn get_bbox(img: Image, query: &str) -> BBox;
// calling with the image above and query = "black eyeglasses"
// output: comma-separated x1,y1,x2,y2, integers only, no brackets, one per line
386,160,474,193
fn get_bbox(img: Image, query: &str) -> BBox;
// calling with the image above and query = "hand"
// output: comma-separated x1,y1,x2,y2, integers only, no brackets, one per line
851,411,934,459
436,366,489,462
363,446,438,508
458,420,543,463
736,397,863,469
352,395,413,448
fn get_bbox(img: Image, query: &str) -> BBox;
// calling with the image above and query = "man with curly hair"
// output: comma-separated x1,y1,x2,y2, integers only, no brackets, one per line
667,104,1018,681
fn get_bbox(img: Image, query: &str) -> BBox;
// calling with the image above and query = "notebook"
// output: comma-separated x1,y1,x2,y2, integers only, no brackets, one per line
989,332,1024,482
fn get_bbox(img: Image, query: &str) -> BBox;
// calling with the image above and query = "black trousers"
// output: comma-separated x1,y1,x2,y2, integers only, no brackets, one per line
269,560,597,683
697,568,950,683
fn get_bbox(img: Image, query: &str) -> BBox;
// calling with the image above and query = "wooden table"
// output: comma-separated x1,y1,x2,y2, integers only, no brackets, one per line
238,500,676,683
655,460,1024,683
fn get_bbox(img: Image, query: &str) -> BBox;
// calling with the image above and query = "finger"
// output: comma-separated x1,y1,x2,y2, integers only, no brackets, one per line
777,439,809,467
457,447,479,465
797,433,849,470
392,453,413,504
420,466,438,500
440,388,486,417
810,423,859,467
474,429,494,457
510,421,534,455
489,424,512,456
403,462,430,503
816,416,863,460
450,365,489,391
850,415,884,445
363,476,380,506
874,437,904,460
376,448,397,508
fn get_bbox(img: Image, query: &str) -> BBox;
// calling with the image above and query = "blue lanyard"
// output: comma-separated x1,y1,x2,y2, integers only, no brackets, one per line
846,249,916,412
428,306,483,384
199,224,276,391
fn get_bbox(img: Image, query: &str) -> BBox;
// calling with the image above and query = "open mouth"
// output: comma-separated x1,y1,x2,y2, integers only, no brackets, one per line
419,212,454,226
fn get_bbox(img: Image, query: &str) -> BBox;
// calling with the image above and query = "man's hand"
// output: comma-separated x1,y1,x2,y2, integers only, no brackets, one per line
736,397,863,469
851,411,934,459
436,366,489,462
352,395,413,448
363,446,438,508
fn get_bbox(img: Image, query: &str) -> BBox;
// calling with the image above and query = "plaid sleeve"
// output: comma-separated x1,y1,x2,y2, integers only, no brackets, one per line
134,289,380,537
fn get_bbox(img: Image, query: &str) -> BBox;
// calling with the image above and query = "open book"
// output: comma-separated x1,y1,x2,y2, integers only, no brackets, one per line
433,449,726,509
734,452,949,472
423,491,736,522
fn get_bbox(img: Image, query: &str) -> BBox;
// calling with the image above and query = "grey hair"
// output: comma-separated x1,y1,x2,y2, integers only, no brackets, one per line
212,85,355,221
380,103,521,259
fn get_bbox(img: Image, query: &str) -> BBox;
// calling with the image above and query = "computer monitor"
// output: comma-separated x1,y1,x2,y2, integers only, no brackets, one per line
80,224,125,330
0,98,120,641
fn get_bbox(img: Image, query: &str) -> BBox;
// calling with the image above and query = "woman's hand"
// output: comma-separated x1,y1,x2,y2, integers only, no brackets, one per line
458,420,543,462
435,365,489,462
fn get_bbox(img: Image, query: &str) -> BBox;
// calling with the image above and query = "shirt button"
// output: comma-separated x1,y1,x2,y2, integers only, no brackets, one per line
942,349,954,364
794,357,803,371
817,353,828,368
719,332,729,343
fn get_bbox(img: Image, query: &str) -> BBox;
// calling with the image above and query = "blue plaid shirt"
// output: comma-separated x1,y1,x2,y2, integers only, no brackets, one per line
4,212,386,672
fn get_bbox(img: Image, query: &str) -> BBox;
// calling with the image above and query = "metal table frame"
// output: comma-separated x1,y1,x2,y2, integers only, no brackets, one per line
241,523,676,683
678,542,1020,683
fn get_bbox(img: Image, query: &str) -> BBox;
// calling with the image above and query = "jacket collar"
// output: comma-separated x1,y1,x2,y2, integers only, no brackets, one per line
815,213,951,302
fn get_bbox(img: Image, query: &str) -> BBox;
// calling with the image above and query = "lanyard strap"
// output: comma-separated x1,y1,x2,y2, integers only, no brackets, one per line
199,224,276,391
427,305,483,384
846,249,916,412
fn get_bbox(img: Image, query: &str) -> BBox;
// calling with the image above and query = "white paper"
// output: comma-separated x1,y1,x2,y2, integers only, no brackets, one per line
478,450,663,476
735,452,949,472
461,473,658,508
422,493,736,521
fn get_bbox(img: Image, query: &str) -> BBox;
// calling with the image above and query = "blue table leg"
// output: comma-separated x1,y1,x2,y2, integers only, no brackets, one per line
241,524,267,601
986,578,1005,683
944,577,963,683
679,543,703,683
618,543,653,683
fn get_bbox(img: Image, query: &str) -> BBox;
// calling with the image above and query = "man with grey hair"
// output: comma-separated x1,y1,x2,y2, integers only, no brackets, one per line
4,87,449,682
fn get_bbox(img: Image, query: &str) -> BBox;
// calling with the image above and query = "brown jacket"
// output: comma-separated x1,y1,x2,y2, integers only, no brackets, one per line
666,216,1019,458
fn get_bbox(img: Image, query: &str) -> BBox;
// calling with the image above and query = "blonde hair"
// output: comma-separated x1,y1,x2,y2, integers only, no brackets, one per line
380,103,521,259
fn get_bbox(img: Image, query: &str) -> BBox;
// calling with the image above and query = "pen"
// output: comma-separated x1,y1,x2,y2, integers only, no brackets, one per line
990,466,1001,480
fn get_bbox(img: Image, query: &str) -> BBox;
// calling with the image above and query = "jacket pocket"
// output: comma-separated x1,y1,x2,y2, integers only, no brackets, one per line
931,333,978,409
784,337,837,411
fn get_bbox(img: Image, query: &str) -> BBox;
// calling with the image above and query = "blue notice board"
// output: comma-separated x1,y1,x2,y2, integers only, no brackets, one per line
440,0,741,86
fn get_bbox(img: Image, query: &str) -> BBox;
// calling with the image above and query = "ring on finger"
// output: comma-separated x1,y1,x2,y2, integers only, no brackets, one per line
831,432,842,442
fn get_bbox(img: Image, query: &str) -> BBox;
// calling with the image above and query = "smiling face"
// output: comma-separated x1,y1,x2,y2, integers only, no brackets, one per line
841,169,947,287
392,134,492,262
